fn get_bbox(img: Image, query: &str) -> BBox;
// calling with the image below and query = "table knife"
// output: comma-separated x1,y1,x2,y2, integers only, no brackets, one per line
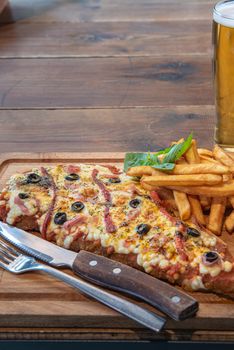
0,222,198,321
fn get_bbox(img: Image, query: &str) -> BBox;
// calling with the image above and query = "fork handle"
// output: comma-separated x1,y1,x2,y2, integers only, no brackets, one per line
36,263,165,332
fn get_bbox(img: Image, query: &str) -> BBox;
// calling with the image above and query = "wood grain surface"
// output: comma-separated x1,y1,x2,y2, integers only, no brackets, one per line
0,0,216,24
0,0,217,152
0,0,225,342
0,21,212,58
0,57,212,108
0,106,215,152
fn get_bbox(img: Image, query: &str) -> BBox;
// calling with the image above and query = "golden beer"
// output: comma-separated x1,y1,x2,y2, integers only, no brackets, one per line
213,1,234,150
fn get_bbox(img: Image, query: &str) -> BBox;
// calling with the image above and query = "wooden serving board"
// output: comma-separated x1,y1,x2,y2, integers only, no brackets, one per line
0,152,234,342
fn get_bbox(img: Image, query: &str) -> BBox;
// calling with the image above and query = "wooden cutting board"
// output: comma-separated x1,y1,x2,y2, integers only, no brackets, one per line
0,152,234,342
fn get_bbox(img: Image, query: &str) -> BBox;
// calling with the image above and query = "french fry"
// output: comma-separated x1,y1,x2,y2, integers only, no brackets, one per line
168,163,229,175
228,153,234,161
213,144,234,167
188,195,206,226
127,166,160,177
199,195,211,209
165,180,234,197
176,157,187,164
171,138,184,146
183,140,206,227
197,148,214,158
200,156,221,164
228,166,234,173
222,173,233,183
142,174,222,187
140,180,158,192
128,163,229,177
229,196,234,207
184,140,200,164
207,197,227,235
227,197,233,209
224,210,234,233
173,191,191,220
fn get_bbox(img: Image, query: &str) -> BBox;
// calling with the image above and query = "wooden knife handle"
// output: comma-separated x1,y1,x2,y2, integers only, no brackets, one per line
72,250,198,321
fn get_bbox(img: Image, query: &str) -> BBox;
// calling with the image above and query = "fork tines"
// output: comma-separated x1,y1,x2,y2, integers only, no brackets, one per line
0,239,20,264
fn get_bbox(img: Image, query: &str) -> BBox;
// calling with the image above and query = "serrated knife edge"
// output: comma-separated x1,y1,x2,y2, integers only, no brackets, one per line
0,222,76,267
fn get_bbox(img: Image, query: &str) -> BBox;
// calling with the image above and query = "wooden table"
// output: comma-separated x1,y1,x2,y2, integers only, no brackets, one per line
0,0,225,343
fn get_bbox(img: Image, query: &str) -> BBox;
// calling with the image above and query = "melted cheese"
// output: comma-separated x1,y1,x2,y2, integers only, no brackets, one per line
223,261,233,272
2,162,231,286
7,193,23,224
199,262,222,277
191,276,206,291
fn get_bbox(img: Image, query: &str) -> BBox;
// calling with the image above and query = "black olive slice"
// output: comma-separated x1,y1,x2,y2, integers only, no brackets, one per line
129,198,141,208
71,201,85,212
136,223,151,236
18,193,29,199
203,251,219,263
187,227,200,237
27,173,41,184
108,178,121,184
54,212,67,225
65,173,80,181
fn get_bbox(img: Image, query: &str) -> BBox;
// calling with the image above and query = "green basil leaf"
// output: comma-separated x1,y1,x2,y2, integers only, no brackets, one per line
124,152,174,171
152,163,175,170
162,133,193,164
154,145,174,157
124,153,147,172
124,133,193,172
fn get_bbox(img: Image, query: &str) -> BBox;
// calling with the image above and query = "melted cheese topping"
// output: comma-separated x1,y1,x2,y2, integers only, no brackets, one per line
1,163,232,291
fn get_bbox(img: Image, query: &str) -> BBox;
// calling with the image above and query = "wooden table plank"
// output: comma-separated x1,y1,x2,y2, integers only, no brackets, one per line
0,326,165,341
0,20,212,58
1,0,216,24
0,106,215,152
1,327,234,342
0,57,212,108
0,299,234,331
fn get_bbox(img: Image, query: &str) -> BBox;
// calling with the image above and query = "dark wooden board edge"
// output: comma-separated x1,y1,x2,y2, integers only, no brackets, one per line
1,327,234,342
0,152,126,166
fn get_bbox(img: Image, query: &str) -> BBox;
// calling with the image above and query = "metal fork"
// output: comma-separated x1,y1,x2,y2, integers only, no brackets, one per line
0,239,165,332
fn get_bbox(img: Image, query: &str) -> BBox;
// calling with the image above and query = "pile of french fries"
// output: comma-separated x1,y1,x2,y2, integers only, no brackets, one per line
127,140,234,236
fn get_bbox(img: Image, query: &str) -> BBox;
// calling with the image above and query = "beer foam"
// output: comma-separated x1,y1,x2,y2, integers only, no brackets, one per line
214,1,234,27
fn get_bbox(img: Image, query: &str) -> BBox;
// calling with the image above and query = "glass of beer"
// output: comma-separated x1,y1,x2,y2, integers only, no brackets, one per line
213,0,234,150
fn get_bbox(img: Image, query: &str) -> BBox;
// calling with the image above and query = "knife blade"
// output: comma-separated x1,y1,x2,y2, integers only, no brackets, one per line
0,221,198,321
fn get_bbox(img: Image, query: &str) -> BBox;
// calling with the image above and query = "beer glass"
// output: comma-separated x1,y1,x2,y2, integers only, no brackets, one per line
213,0,234,150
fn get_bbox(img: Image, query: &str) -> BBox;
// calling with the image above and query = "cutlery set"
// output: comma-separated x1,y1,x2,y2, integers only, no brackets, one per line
0,222,198,332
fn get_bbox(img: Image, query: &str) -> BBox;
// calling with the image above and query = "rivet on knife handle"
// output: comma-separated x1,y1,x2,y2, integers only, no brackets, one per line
72,250,199,321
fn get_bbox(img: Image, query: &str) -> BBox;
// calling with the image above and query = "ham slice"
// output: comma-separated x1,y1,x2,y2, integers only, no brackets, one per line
92,169,111,203
63,214,87,231
150,191,177,224
14,196,30,215
66,165,80,174
100,164,122,175
101,174,120,179
92,169,116,233
104,207,116,233
41,167,57,239
127,208,140,221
